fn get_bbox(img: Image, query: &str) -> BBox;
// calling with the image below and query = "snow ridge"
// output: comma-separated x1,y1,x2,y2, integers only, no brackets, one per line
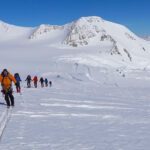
29,24,64,39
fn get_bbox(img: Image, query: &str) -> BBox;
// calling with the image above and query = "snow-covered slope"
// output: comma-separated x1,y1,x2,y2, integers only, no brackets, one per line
63,17,150,62
0,16,150,71
0,20,33,41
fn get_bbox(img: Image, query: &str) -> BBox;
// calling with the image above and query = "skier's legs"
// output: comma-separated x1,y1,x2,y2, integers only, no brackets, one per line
34,82,37,88
35,82,37,88
40,82,43,87
49,82,52,87
27,81,31,88
18,82,21,92
29,81,31,87
8,92,14,106
5,93,10,106
16,83,20,92
46,83,48,87
16,86,19,92
27,81,29,87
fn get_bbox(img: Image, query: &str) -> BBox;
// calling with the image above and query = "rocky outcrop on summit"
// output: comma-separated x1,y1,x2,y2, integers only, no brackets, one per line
63,17,106,47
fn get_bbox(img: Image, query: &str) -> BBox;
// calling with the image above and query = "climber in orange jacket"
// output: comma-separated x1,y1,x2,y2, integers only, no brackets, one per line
0,69,17,107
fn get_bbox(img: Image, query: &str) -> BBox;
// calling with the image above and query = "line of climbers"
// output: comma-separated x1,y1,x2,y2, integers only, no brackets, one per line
0,69,52,107
25,75,52,88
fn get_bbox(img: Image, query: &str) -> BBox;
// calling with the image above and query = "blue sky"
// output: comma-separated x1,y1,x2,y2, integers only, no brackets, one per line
0,0,149,36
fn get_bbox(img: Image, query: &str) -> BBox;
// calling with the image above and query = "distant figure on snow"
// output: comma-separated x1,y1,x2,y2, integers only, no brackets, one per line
33,76,38,88
25,75,32,88
39,77,44,87
45,78,48,87
49,81,52,87
14,73,22,93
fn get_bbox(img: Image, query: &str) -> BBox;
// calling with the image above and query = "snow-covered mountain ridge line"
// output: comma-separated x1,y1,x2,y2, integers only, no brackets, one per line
0,16,150,67
0,16,148,44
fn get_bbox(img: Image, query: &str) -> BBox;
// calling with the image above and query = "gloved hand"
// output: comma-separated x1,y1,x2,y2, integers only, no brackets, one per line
1,89,4,93
1,89,6,94
15,83,18,87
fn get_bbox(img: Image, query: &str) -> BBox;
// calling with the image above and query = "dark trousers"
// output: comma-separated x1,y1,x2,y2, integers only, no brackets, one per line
41,82,44,87
4,90,14,106
45,83,48,87
16,82,21,93
27,81,31,88
49,82,52,87
34,82,37,88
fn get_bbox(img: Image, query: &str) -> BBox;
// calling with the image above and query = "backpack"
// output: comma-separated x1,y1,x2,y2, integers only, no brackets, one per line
45,79,48,83
34,76,38,82
14,73,21,82
27,75,31,80
40,78,44,82
1,74,12,89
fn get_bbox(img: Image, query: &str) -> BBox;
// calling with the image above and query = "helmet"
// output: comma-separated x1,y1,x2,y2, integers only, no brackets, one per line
2,69,9,76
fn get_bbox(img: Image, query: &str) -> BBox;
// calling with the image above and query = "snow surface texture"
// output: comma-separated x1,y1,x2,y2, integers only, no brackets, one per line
0,16,150,149
1,71,150,150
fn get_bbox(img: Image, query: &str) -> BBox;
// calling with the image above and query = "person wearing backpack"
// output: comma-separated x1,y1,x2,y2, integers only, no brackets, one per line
33,76,38,88
45,78,48,87
39,77,44,88
0,69,17,107
49,81,52,87
25,75,32,88
14,73,22,93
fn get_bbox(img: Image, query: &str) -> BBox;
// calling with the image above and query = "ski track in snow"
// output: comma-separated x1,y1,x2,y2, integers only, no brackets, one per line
0,108,12,141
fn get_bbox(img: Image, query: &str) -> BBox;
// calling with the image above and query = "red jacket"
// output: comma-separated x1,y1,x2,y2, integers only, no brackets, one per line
33,76,38,82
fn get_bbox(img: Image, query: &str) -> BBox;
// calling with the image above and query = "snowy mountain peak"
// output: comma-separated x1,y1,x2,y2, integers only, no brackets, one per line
63,16,106,47
0,16,150,65
63,16,140,48
62,16,150,63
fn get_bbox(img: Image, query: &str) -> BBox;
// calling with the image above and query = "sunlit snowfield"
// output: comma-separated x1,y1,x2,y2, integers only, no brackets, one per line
1,69,150,150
